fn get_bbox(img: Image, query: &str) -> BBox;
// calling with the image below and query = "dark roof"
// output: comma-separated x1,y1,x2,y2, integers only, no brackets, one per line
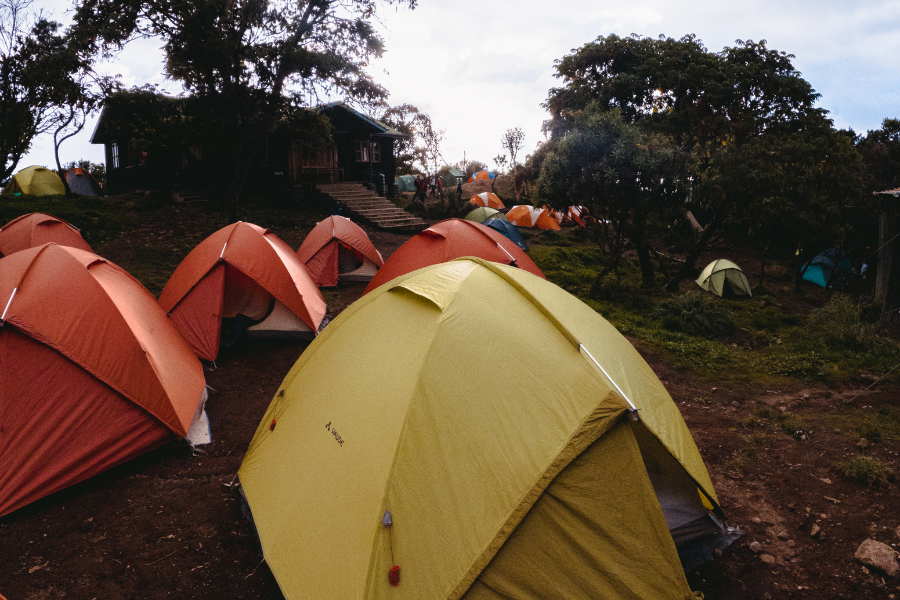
320,101,407,138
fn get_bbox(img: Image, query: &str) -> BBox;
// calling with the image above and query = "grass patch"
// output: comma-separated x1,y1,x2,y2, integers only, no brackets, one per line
838,455,894,486
0,194,128,247
856,405,900,444
655,292,735,338
740,407,805,435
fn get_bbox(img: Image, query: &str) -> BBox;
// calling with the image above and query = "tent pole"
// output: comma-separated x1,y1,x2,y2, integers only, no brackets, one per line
1,287,18,322
579,343,639,419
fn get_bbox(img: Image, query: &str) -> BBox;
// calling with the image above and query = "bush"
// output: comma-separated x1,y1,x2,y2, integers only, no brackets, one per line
838,455,894,486
654,292,735,338
807,295,890,350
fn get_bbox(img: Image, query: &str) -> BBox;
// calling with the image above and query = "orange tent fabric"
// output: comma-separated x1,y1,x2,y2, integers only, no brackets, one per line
467,170,495,182
363,219,545,294
297,216,384,287
506,205,562,230
0,212,92,257
469,192,505,209
158,222,326,361
0,243,207,517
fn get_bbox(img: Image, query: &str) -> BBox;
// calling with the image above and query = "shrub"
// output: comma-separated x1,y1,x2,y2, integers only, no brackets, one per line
807,295,891,350
654,292,735,338
838,455,894,486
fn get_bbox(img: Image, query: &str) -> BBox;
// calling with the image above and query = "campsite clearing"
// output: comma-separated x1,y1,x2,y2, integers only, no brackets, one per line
0,196,898,600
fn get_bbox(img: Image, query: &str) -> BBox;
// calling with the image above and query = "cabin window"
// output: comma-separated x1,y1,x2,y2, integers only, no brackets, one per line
355,141,369,162
111,142,120,169
355,141,380,162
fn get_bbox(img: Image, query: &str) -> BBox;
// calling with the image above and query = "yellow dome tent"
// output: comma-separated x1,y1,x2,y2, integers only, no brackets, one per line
239,258,733,600
696,259,752,297
2,166,66,197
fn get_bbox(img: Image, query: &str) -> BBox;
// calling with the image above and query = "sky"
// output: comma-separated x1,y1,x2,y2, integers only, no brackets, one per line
22,0,900,173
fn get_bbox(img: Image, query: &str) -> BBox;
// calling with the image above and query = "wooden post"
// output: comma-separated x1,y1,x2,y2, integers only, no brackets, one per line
876,192,900,325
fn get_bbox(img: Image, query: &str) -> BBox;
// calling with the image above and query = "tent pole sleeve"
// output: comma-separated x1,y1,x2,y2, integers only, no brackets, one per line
1,287,18,321
220,243,228,260
495,243,517,263
579,343,639,416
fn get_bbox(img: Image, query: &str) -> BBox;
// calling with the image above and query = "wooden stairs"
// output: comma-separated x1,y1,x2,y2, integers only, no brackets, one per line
316,182,425,231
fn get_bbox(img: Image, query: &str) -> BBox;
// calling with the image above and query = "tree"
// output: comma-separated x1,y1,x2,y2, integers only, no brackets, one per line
544,34,860,291
378,103,427,174
493,153,507,173
0,0,91,180
74,0,416,221
418,116,445,176
536,104,689,289
501,127,524,167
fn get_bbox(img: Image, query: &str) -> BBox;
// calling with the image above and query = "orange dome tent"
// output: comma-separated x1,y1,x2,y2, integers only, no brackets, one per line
297,216,384,287
0,212,92,257
506,205,562,230
158,222,326,361
363,218,544,294
469,191,505,209
0,243,208,517
467,170,496,182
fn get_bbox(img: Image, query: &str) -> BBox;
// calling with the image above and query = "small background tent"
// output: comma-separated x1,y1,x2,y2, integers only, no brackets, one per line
0,212,92,257
483,217,528,251
2,166,66,197
297,216,384,287
65,167,103,196
469,192,504,209
158,222,326,361
506,205,561,230
0,243,208,517
696,259,752,297
239,258,735,600
801,248,854,290
394,175,416,192
363,218,544,294
467,170,495,182
440,167,464,188
464,207,505,224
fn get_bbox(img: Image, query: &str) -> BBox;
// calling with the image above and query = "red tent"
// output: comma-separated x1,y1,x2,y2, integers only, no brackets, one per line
0,212,92,257
158,222,326,361
363,219,545,294
0,243,207,517
297,216,384,287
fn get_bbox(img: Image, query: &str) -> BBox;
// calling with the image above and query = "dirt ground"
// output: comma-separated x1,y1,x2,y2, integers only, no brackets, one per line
2,200,899,599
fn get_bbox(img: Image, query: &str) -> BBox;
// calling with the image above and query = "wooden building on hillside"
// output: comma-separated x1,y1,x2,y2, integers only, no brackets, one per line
90,98,406,197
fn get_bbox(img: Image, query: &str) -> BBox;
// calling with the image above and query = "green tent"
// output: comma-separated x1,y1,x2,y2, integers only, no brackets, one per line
394,175,416,192
3,166,66,197
696,259,752,297
464,206,506,224
239,258,735,600
440,167,464,188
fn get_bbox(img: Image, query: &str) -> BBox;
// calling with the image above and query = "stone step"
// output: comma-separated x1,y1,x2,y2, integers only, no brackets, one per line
316,182,423,230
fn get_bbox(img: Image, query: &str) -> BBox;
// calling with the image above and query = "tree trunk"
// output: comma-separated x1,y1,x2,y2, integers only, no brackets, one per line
630,204,655,288
226,139,261,224
758,240,770,289
664,205,729,292
879,209,900,325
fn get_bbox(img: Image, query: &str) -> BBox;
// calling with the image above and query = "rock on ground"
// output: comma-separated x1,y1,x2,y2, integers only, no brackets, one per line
854,538,899,577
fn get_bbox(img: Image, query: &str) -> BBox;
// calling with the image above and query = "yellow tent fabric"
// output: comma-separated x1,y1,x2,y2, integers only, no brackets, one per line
696,259,752,297
2,166,66,196
238,258,720,600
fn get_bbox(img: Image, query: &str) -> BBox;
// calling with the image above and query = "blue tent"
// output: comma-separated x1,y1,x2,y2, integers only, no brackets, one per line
801,248,853,290
483,217,528,251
